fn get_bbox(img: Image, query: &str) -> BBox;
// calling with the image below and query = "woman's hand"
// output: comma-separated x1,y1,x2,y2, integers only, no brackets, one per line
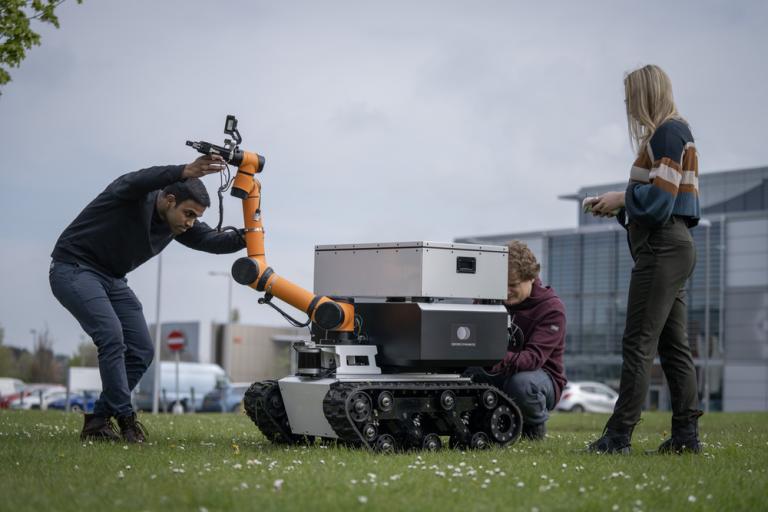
591,191,624,217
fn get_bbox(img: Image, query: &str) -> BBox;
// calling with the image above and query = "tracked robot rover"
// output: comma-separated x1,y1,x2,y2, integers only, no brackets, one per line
187,116,523,452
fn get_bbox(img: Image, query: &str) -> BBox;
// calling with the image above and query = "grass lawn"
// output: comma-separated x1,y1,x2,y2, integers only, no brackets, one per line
0,410,766,512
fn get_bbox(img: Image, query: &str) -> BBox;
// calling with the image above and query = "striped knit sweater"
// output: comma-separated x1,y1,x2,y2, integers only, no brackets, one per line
624,119,700,227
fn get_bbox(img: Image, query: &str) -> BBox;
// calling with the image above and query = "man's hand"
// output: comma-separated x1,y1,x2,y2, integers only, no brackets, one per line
182,155,226,179
591,191,624,217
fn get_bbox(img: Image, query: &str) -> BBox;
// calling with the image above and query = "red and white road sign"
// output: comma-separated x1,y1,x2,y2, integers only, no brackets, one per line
166,330,186,352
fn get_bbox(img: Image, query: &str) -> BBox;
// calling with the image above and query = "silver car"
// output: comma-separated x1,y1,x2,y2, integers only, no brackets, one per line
556,381,618,413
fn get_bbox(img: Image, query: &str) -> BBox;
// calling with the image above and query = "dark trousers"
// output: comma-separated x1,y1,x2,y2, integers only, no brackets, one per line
49,260,154,417
607,216,700,432
468,368,556,426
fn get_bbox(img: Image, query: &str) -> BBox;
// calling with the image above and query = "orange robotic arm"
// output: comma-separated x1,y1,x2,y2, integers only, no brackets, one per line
228,150,355,333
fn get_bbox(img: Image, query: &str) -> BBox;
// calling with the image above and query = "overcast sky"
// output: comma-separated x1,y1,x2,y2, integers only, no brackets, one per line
1,0,766,357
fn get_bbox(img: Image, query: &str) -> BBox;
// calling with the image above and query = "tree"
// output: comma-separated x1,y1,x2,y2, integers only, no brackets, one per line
0,0,83,92
27,326,63,383
68,339,98,367
0,323,14,377
12,348,33,380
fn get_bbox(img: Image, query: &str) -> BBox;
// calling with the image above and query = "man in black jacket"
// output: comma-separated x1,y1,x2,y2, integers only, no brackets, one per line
50,155,242,443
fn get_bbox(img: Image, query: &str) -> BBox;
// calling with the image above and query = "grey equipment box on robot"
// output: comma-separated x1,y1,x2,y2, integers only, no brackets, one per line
313,241,508,300
355,302,509,370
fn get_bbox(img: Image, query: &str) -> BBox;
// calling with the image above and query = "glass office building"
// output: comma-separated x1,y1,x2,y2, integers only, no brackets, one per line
457,166,768,411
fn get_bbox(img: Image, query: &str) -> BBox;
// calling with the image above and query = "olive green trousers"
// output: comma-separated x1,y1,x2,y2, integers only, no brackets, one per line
607,216,700,432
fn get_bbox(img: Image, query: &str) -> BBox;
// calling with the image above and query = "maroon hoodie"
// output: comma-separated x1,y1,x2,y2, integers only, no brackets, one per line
492,278,568,403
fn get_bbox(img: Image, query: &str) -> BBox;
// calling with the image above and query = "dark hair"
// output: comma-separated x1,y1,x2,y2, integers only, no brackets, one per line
163,178,211,207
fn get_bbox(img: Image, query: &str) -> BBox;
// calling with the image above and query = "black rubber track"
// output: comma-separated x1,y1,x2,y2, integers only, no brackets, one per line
322,381,523,451
243,380,312,445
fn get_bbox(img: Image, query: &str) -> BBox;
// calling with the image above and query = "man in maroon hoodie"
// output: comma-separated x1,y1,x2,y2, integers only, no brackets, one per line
470,241,567,440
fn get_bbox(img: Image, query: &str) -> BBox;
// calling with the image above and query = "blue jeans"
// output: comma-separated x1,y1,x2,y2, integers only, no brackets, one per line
468,367,556,426
49,260,153,417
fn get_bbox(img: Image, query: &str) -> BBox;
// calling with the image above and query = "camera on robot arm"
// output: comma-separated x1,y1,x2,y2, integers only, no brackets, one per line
186,115,245,166
185,115,245,237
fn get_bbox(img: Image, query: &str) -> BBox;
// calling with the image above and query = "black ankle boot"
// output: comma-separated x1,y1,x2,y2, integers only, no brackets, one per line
116,412,148,443
80,413,120,442
657,411,703,454
586,426,632,454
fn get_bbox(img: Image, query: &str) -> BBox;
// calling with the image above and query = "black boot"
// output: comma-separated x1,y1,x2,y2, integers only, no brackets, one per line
80,413,120,442
586,426,632,454
116,412,148,443
522,422,547,441
657,411,703,454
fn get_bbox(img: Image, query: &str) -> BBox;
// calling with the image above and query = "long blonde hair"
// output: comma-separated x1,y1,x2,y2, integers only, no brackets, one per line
624,64,684,155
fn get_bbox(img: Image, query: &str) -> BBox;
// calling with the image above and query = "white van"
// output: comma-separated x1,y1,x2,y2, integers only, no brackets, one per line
134,362,228,412
0,378,25,397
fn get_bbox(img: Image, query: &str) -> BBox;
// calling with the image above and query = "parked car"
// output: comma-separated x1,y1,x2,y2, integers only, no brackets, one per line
134,362,229,412
556,381,618,413
9,385,67,410
201,382,250,412
0,378,26,409
47,390,100,413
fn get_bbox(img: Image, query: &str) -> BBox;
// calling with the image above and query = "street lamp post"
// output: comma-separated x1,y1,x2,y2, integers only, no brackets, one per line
24,329,36,408
209,271,234,376
152,254,163,414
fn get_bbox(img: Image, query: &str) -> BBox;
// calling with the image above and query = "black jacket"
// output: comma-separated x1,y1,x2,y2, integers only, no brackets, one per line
51,165,244,277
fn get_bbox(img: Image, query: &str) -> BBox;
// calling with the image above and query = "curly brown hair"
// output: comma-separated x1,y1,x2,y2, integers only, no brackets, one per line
507,240,540,282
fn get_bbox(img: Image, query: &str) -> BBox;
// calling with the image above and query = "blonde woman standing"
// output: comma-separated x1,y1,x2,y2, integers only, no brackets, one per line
585,64,702,454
